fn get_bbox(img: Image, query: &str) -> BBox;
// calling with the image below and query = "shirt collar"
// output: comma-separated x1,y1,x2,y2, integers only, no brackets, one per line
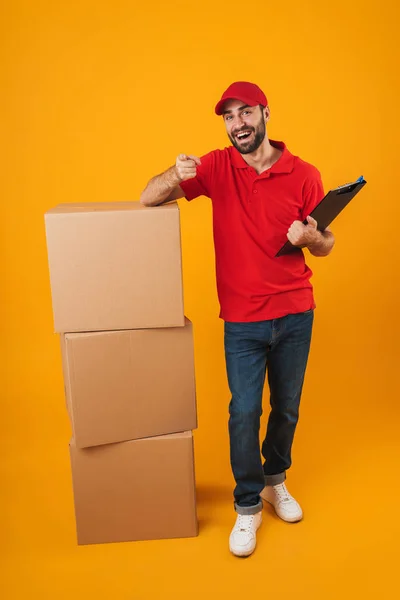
229,140,295,174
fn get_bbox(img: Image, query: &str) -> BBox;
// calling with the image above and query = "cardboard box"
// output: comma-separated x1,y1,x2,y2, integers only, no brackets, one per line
45,201,184,333
61,318,197,448
69,431,198,545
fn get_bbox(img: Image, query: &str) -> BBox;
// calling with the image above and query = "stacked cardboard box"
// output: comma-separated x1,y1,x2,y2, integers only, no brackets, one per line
45,201,198,545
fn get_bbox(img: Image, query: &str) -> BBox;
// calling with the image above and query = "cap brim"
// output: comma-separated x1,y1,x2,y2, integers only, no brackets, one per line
214,95,262,116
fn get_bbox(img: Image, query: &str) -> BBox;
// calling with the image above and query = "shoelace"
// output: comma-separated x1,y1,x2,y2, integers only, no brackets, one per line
273,483,292,503
236,514,254,532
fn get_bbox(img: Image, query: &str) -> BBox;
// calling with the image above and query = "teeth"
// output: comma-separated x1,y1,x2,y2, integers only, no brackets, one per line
237,131,251,139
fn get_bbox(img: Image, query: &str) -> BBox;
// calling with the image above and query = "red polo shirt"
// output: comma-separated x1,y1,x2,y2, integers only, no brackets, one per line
179,140,324,322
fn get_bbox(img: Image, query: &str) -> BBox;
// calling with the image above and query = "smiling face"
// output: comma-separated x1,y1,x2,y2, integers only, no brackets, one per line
222,99,269,154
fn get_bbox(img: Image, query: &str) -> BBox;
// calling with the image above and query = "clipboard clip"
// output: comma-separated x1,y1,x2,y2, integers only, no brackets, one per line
336,175,366,195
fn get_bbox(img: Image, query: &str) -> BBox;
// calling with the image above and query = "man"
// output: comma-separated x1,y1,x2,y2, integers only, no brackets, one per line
140,81,335,557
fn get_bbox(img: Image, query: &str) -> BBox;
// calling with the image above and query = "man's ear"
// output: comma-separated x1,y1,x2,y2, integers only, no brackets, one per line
263,106,271,122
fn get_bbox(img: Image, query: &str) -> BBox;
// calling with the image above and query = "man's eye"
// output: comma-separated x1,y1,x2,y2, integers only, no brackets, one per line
242,111,250,116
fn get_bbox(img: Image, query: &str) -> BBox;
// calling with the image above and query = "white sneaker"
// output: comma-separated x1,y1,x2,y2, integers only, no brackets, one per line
260,482,303,523
229,511,262,557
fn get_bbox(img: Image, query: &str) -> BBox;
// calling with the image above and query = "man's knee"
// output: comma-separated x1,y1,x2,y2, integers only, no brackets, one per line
229,400,263,421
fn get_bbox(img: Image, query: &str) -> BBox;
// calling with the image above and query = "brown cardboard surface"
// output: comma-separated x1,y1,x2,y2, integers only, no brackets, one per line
69,431,198,545
45,201,184,333
61,318,197,448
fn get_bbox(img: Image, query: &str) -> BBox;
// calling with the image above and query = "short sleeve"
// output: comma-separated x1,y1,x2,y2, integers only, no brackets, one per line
301,172,325,222
179,151,215,201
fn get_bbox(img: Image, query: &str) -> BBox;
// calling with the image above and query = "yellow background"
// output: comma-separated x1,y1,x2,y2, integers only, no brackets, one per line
1,0,399,598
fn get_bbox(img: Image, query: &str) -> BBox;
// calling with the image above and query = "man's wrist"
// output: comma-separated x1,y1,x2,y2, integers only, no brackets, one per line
306,229,323,250
170,165,183,186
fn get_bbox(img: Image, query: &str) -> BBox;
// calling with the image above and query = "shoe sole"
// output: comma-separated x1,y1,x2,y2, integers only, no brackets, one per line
261,497,303,523
229,546,256,558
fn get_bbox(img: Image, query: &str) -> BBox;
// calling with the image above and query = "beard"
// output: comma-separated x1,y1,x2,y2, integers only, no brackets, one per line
228,113,266,154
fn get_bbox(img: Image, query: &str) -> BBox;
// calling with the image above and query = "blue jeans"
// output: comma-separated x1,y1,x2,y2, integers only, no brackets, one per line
224,310,314,515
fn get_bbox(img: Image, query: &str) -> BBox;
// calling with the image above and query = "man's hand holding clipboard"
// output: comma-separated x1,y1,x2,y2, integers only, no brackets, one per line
287,214,324,248
276,176,367,257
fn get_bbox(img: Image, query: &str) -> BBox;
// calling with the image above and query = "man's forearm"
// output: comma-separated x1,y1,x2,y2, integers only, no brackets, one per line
307,230,335,257
140,166,180,207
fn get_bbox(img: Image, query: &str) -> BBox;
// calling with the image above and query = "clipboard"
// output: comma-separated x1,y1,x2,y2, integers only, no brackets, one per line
276,176,367,257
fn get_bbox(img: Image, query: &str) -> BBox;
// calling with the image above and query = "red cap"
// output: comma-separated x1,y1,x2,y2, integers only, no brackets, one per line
215,81,268,116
